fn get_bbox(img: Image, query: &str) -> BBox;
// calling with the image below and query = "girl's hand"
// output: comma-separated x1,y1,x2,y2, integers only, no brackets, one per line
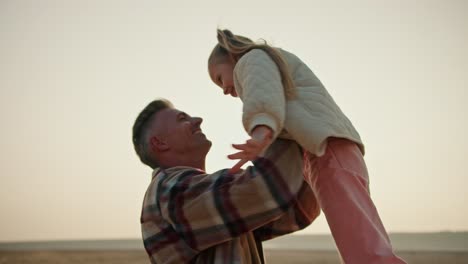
228,126,273,174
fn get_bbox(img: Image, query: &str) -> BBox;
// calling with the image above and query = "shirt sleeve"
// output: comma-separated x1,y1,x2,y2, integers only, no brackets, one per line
234,49,286,138
253,181,320,241
158,138,304,252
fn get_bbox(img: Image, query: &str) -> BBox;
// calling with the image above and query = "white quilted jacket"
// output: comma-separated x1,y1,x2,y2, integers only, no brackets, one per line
233,48,365,156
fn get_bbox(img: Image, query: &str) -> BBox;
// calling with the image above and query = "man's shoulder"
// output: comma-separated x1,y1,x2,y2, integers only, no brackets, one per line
143,166,207,203
156,166,207,184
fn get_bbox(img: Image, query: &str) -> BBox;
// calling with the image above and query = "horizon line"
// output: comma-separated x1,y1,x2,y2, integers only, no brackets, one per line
2,230,468,244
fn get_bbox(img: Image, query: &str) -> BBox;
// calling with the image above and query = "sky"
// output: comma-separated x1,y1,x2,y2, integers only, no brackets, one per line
0,0,467,242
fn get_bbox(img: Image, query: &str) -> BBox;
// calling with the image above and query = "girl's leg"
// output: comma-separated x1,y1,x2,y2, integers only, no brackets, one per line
305,138,406,264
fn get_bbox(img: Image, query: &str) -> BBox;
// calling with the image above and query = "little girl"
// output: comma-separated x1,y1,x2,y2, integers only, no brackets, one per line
207,29,406,264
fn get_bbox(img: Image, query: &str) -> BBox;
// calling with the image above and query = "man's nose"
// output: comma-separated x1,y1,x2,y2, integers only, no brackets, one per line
192,117,203,126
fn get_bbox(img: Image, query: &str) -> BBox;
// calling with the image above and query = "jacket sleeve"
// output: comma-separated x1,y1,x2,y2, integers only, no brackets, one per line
158,138,304,252
234,49,286,138
253,181,320,241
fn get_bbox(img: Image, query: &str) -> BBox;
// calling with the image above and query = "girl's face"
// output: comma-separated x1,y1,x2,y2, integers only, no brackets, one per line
208,61,238,97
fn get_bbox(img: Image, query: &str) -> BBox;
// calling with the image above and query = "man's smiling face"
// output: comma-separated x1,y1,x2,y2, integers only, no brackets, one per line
153,108,212,156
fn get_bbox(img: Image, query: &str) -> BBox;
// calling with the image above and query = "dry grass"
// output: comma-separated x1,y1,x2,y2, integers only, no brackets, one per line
1,250,467,263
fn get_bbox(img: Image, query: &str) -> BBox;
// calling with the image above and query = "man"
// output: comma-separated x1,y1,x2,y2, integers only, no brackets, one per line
132,99,319,263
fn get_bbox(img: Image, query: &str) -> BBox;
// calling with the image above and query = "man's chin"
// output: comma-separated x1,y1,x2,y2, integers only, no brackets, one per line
203,140,213,153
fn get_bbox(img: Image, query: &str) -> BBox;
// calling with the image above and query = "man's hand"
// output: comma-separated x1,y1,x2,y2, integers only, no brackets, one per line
228,125,273,174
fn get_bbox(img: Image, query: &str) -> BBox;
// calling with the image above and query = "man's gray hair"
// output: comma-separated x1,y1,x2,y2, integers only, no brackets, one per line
132,99,173,169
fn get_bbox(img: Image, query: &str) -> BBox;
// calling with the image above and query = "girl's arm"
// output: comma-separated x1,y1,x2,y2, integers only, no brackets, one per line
235,49,286,139
229,49,287,173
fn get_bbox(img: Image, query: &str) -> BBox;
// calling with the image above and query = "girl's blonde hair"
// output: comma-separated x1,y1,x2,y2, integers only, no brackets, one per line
208,29,296,99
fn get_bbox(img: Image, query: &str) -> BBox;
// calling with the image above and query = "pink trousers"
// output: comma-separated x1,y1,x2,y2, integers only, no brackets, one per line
303,138,406,264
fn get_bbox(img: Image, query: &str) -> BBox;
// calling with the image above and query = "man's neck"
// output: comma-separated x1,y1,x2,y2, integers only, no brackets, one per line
179,160,205,171
162,156,206,171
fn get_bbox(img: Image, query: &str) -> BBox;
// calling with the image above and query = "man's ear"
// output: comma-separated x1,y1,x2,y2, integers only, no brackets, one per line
150,136,169,152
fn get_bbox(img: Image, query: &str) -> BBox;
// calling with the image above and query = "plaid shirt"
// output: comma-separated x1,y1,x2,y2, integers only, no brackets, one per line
141,139,319,264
